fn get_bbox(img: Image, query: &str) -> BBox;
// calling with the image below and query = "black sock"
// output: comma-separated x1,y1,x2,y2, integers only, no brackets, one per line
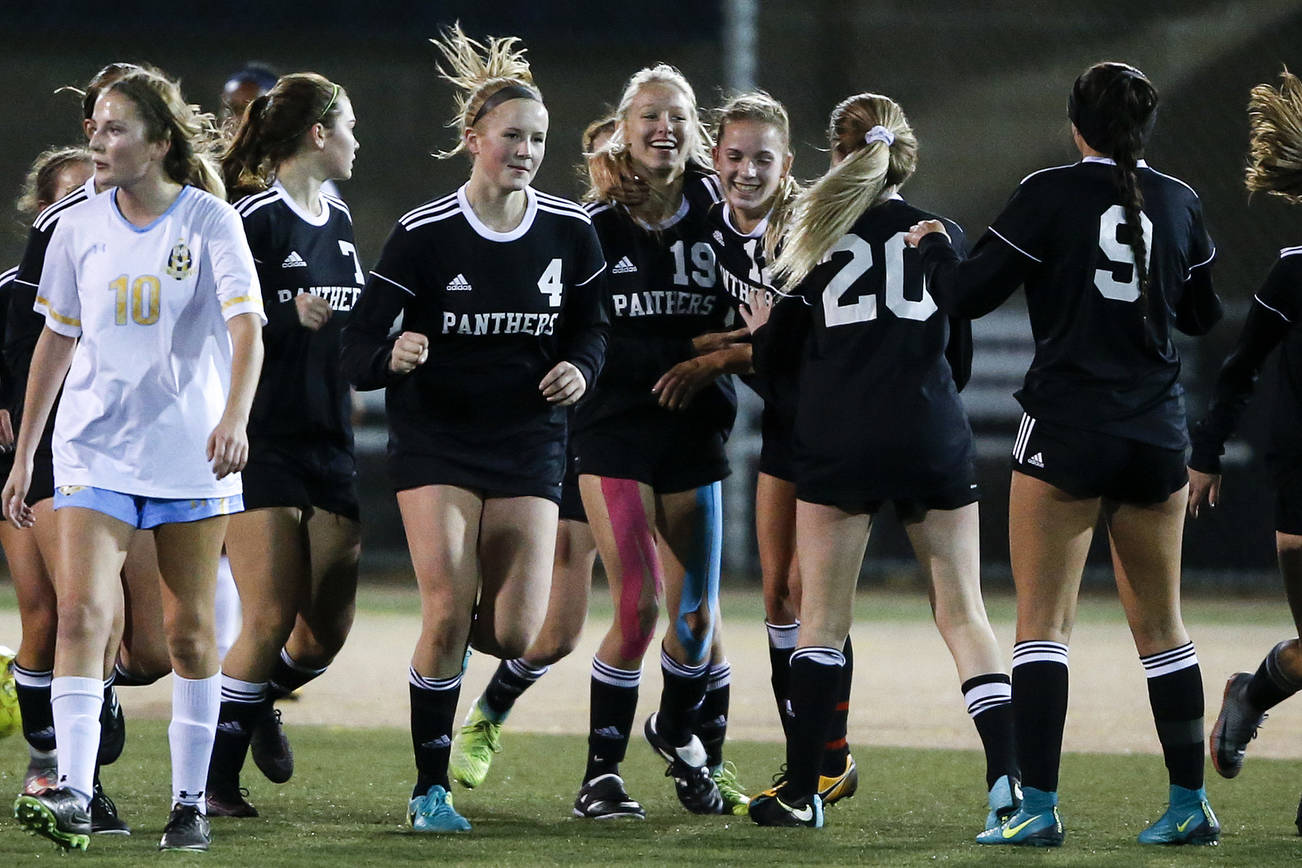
112,660,164,687
97,677,123,766
409,668,461,797
1246,641,1302,712
657,647,708,747
1142,642,1205,790
962,672,1017,789
1011,641,1069,793
787,646,844,798
269,649,328,698
585,659,639,781
765,622,799,743
209,700,263,788
697,662,731,769
820,634,854,776
13,665,56,752
482,658,550,720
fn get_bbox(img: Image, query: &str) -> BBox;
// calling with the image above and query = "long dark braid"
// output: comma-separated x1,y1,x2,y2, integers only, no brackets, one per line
1070,63,1159,343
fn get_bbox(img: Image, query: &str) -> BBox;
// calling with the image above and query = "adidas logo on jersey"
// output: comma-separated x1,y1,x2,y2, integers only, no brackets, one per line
1027,452,1045,468
446,273,473,291
282,251,308,268
611,256,638,274
713,230,725,245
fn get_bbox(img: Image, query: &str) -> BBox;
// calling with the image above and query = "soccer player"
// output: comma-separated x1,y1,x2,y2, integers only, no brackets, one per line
6,67,265,853
907,62,1223,846
340,25,607,833
1193,69,1302,834
204,72,362,818
741,92,1015,831
568,64,750,820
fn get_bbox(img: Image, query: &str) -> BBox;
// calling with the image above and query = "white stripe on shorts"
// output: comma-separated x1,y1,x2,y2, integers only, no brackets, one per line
1013,413,1036,463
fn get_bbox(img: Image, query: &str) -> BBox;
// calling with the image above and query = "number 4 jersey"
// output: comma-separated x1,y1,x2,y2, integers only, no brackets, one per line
36,186,265,498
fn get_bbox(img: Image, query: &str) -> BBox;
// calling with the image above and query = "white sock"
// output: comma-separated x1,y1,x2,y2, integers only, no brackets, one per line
214,555,241,661
169,673,220,811
50,676,103,806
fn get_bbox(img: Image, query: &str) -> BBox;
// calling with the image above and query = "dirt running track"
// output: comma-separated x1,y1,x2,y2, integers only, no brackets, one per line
3,591,1300,761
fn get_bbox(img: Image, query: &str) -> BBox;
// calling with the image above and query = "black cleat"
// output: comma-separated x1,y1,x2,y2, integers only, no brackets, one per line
573,773,645,819
644,713,723,814
159,803,211,851
250,703,293,784
90,781,130,835
13,787,91,851
1210,672,1267,779
206,783,258,818
748,791,824,827
98,686,126,766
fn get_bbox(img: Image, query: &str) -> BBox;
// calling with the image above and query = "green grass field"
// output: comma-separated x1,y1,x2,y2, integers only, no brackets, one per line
1,722,1300,865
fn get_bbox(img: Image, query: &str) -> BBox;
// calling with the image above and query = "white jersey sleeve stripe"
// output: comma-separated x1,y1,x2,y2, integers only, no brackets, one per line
576,263,606,286
1254,294,1293,323
370,271,416,296
989,227,1043,263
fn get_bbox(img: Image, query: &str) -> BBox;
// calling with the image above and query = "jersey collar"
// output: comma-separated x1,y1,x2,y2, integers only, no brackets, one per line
1081,155,1150,168
273,181,331,227
457,184,537,242
723,202,770,238
632,193,690,231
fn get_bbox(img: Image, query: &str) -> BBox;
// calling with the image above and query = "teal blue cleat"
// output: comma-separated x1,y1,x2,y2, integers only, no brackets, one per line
976,786,1063,847
407,784,471,833
984,774,1021,832
1137,785,1219,845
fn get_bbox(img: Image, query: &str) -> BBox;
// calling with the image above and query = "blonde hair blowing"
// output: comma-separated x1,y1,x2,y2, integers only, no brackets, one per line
715,90,801,265
1246,67,1302,203
775,93,917,289
105,69,225,198
430,22,538,160
584,64,713,205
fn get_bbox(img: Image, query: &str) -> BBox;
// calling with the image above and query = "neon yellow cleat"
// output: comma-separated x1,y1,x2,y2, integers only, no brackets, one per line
448,701,503,789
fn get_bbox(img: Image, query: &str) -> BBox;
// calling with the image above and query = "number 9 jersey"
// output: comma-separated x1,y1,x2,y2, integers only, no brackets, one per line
35,186,265,498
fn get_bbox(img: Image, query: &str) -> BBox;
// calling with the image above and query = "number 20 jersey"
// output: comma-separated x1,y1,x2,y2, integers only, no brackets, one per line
988,158,1214,447
36,186,265,498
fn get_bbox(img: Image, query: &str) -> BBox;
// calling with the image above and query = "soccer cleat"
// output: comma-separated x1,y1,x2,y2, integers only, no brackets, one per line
206,784,258,818
250,703,294,784
407,784,471,832
23,752,58,795
748,791,824,828
89,781,129,835
573,773,646,819
711,762,750,816
985,774,1022,832
644,713,723,814
1210,672,1266,779
449,702,503,789
98,686,126,766
159,803,211,851
13,787,91,852
1137,785,1220,845
817,753,859,806
976,795,1064,847
0,645,19,739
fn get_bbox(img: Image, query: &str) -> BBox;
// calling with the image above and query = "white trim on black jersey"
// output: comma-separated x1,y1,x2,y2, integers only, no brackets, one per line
456,185,538,242
1,266,17,287
401,193,461,231
722,202,769,238
233,189,279,217
272,181,331,227
1255,293,1293,323
702,174,724,203
323,193,351,219
369,271,415,296
634,194,690,231
535,190,593,224
585,202,613,217
1280,244,1302,258
32,186,92,234
989,227,1043,263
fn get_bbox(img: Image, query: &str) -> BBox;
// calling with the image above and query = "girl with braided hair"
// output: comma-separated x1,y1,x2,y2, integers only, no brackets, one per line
907,61,1223,847
341,25,607,832
1195,69,1302,835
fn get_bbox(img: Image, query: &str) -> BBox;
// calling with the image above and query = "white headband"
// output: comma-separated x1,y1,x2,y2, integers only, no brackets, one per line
864,125,895,147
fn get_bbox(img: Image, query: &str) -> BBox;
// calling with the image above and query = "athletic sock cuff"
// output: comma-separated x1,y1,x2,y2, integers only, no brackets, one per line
13,665,53,688
790,646,845,668
408,667,462,692
505,658,550,681
51,675,104,699
591,658,641,688
962,674,1012,717
1266,641,1302,691
765,621,800,649
1012,640,1069,668
280,648,329,677
1140,642,1198,678
706,661,731,691
660,647,708,679
219,674,268,704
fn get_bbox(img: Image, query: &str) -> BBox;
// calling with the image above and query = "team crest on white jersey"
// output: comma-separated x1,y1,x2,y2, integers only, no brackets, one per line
611,256,638,275
282,251,308,268
165,239,193,279
446,273,473,292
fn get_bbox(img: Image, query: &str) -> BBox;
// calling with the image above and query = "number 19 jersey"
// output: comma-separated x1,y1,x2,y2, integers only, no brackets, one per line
36,186,265,498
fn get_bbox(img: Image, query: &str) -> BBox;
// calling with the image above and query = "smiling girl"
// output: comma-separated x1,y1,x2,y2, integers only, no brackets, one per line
7,67,264,853
340,25,607,833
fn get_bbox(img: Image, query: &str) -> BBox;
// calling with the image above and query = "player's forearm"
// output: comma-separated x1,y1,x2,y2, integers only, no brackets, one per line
222,313,264,426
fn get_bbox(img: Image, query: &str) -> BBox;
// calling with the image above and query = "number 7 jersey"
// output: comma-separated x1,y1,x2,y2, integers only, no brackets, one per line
35,186,265,498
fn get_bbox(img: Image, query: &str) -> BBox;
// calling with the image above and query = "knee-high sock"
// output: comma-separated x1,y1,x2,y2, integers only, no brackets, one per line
657,647,708,747
268,648,328,698
698,661,731,769
962,672,1017,789
1011,641,1069,793
1142,642,1205,790
765,621,798,741
786,646,845,798
170,673,221,810
14,665,56,753
585,659,640,781
1245,640,1302,712
51,676,102,806
480,658,550,723
409,667,461,796
821,634,854,775
208,675,266,788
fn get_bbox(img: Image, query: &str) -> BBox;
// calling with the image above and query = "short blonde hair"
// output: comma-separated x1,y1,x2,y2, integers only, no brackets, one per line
774,93,916,289
430,22,540,160
1246,67,1302,203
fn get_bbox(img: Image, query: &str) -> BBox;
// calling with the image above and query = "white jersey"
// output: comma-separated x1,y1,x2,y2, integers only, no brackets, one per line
36,185,265,498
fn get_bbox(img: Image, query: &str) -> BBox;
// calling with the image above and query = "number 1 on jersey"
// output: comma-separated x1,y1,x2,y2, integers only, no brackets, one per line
537,258,563,307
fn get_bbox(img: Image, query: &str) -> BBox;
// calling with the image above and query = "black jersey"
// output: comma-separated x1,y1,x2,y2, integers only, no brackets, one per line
341,185,608,475
917,157,1220,449
575,170,738,435
754,197,973,498
1190,248,1302,472
6,183,95,454
233,185,362,449
0,267,15,412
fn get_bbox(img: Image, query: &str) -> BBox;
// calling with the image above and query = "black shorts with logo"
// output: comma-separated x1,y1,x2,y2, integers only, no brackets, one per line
573,407,730,494
1010,413,1187,505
